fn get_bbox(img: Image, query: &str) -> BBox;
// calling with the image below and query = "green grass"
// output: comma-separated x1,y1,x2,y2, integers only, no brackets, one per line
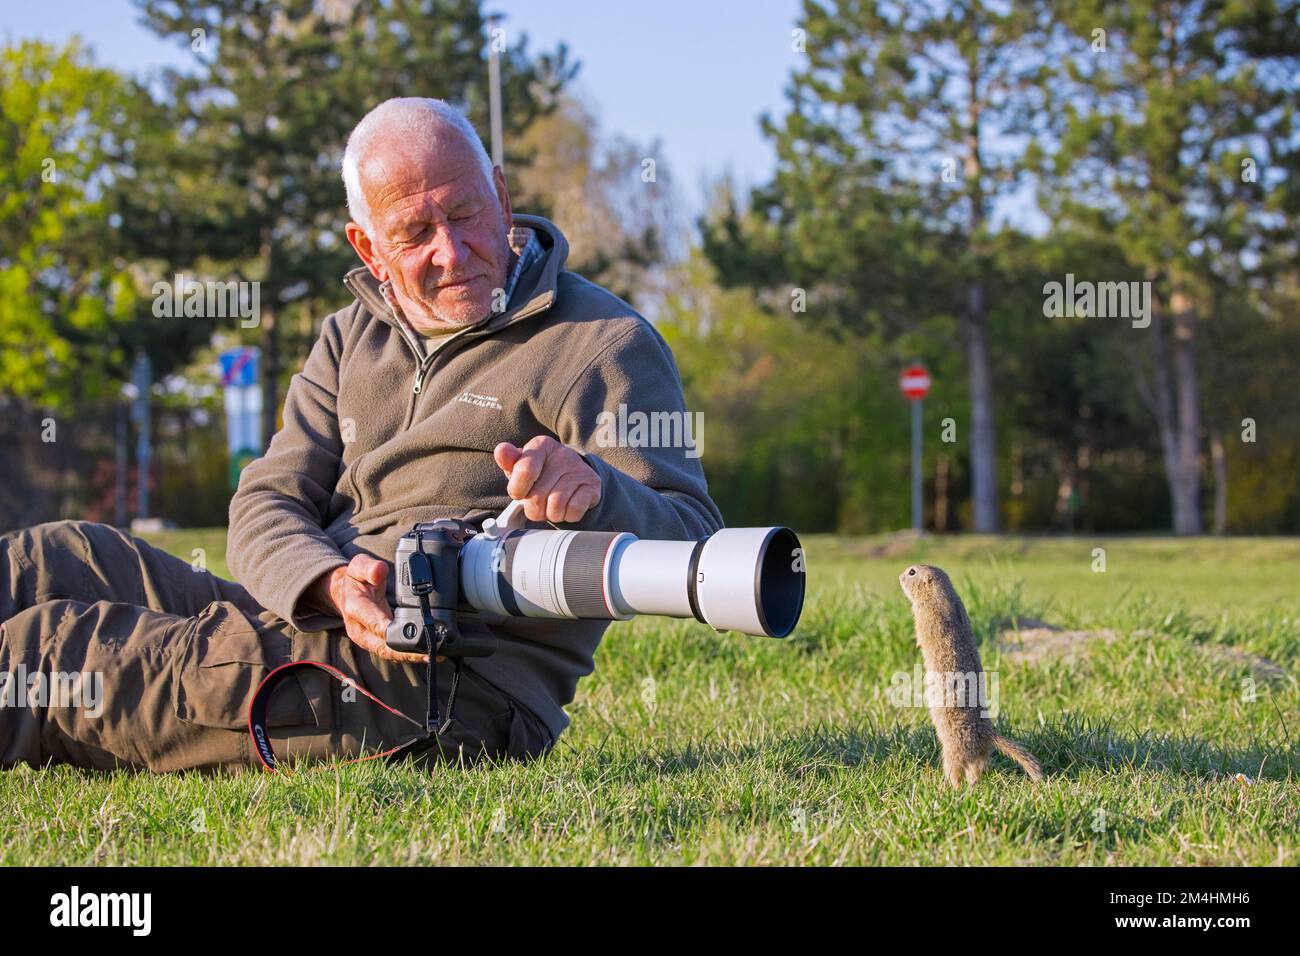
3,532,1297,865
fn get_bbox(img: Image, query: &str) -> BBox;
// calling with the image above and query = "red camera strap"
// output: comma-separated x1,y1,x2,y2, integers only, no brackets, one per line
249,532,468,772
247,659,431,772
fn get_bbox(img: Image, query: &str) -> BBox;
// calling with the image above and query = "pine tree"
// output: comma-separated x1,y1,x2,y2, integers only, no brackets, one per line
1040,0,1300,533
703,0,1054,531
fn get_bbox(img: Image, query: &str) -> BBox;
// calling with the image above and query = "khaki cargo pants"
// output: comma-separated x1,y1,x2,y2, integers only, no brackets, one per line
0,521,553,772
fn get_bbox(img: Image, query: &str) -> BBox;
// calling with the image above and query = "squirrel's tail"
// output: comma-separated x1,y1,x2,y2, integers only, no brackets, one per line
992,734,1044,781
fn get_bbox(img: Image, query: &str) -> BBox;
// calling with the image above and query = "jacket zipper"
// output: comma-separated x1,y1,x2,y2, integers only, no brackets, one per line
394,296,556,430
402,344,465,431
340,274,556,506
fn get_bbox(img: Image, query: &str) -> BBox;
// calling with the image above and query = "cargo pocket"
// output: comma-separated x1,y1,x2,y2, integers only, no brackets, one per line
173,602,316,730
458,668,551,762
502,702,553,761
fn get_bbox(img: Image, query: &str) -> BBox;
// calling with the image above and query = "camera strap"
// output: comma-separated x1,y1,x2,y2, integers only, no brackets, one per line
247,651,465,772
415,584,462,737
410,528,463,737
247,538,465,772
247,659,425,771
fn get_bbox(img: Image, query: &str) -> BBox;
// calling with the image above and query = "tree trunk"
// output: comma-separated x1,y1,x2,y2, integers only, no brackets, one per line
963,63,998,533
1149,278,1186,532
1010,441,1024,498
1148,281,1203,535
966,283,999,532
1153,14,1202,536
1054,450,1077,532
259,234,280,451
261,311,279,451
934,453,950,531
1169,285,1202,534
1076,438,1093,532
1210,429,1227,534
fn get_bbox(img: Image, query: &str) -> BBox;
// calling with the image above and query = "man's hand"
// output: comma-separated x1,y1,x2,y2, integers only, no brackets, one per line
494,436,602,523
309,555,437,664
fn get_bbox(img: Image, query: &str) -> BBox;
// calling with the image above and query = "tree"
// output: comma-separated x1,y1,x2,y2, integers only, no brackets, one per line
658,249,916,532
702,0,1053,531
511,92,682,308
0,40,141,408
996,228,1169,531
1039,0,1300,533
128,0,575,445
0,39,218,528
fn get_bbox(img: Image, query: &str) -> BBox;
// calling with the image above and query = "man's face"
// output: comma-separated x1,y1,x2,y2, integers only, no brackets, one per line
346,132,513,331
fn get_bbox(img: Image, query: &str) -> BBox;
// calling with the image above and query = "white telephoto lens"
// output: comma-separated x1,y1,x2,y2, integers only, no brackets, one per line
461,526,804,638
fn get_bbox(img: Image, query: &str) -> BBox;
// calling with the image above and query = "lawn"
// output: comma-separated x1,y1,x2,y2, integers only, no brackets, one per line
2,531,1296,865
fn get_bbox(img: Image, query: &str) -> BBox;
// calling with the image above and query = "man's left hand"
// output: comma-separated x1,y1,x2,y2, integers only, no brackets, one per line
493,436,602,523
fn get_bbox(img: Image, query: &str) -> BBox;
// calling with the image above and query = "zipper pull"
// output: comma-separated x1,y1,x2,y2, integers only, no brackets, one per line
413,366,426,395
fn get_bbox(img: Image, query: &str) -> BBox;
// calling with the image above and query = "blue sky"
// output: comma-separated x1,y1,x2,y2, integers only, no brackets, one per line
1,0,805,218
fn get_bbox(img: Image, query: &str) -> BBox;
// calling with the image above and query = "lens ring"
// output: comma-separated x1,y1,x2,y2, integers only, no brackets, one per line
753,527,805,638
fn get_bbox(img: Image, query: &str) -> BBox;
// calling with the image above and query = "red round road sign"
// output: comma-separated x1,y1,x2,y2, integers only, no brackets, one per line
899,364,931,400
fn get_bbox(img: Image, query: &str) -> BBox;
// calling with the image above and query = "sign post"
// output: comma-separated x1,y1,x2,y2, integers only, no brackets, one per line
899,363,931,532
220,347,263,489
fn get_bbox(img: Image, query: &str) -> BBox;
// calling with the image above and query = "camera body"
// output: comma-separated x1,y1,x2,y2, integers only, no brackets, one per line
384,518,499,658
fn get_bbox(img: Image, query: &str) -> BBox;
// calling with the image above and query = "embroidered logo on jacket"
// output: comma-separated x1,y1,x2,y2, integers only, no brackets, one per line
456,390,504,411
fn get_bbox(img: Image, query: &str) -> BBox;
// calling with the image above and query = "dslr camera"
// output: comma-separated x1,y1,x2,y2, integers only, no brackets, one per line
386,501,806,657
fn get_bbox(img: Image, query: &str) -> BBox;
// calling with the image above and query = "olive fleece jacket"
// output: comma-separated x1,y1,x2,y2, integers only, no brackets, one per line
226,214,723,739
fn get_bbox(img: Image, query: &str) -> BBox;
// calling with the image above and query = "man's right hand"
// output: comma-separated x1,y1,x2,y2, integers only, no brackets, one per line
309,555,433,664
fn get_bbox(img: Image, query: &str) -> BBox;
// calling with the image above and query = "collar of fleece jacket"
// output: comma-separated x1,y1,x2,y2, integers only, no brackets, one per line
342,213,569,341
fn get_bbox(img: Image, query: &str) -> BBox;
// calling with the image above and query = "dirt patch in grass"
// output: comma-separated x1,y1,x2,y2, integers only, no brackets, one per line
994,624,1120,664
993,620,1288,681
1195,644,1289,682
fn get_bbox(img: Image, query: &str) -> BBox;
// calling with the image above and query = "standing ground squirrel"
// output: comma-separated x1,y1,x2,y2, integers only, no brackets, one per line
899,564,1044,788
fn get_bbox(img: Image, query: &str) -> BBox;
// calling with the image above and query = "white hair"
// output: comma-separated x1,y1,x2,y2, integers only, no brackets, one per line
341,97,495,234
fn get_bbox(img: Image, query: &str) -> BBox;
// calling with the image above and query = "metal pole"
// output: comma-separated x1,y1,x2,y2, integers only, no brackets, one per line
911,397,922,532
131,353,152,521
487,15,504,170
114,402,127,528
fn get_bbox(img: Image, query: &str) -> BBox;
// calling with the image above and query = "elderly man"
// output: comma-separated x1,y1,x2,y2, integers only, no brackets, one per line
0,97,721,771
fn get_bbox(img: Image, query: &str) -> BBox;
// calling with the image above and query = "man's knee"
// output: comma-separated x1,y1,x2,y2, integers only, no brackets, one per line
0,600,65,663
421,668,556,766
7,518,122,575
10,519,120,556
4,520,140,611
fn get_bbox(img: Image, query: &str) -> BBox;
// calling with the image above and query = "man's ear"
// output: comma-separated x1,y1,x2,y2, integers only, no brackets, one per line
345,221,387,282
493,165,512,226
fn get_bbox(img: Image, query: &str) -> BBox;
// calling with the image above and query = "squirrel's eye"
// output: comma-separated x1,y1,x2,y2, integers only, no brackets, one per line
908,568,916,576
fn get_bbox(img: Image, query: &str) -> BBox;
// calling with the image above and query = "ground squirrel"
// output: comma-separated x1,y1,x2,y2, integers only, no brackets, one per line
898,564,1044,788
